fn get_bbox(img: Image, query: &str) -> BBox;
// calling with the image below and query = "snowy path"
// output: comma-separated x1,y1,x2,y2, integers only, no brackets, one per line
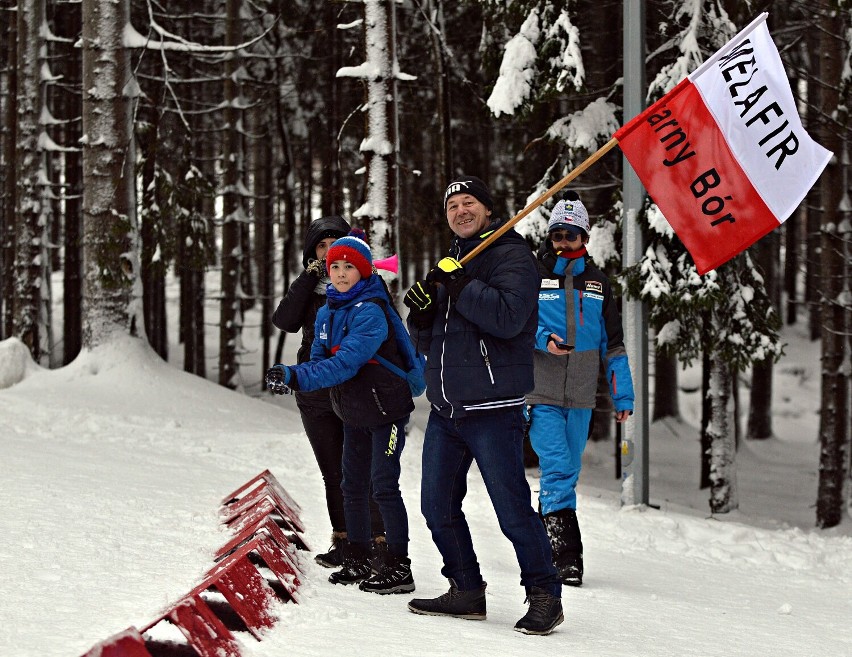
0,338,850,657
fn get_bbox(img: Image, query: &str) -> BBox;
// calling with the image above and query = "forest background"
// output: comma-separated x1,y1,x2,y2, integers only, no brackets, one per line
0,0,849,527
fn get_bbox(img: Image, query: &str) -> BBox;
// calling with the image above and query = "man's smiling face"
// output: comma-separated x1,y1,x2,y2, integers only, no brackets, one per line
446,193,492,239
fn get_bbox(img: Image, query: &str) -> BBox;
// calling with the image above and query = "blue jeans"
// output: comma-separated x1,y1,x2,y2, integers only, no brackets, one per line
421,408,561,597
341,416,410,556
529,405,592,514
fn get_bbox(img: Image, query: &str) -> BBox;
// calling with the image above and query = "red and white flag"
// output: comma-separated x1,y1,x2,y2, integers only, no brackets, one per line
615,13,832,274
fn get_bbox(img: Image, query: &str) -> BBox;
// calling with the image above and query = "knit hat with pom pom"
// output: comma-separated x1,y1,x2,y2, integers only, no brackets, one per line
547,190,590,236
325,228,373,279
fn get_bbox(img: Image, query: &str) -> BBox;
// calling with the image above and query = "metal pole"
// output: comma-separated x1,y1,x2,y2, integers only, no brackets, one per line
621,0,649,506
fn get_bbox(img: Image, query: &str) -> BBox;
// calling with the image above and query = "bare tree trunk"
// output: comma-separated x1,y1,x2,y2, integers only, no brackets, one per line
13,0,47,361
747,231,779,440
815,2,850,529
590,364,613,442
783,212,798,325
254,109,274,382
804,29,822,341
177,150,209,378
653,347,679,421
137,118,168,360
55,0,83,364
708,355,738,514
700,320,712,490
1,0,18,340
218,0,244,389
356,0,397,259
80,0,138,347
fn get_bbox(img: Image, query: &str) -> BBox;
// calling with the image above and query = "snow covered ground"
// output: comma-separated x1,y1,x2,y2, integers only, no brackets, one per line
1,294,850,656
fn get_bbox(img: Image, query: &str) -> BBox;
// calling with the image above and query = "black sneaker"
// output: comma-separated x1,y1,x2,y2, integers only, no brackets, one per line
359,555,415,594
513,587,564,635
408,579,486,620
315,533,347,568
328,556,372,585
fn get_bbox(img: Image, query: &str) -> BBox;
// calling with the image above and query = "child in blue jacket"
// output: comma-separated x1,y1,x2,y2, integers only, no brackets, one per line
266,232,415,594
529,193,634,587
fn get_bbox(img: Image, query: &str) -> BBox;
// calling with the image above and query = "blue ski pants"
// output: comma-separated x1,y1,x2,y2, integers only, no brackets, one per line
529,404,592,515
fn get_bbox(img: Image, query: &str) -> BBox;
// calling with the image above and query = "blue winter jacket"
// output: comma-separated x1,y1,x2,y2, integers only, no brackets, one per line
528,245,634,411
291,275,414,427
408,219,539,417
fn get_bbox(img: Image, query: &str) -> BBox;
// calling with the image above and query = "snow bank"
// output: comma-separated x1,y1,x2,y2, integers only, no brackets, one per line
0,337,40,389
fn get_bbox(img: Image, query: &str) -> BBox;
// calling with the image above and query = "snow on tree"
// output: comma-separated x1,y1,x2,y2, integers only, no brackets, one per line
338,0,415,260
80,0,140,349
13,0,51,362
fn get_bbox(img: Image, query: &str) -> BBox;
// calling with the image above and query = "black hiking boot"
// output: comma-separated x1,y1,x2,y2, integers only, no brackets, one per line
359,554,415,594
328,543,372,585
542,508,584,586
513,587,564,635
315,532,347,568
408,579,486,620
370,535,389,574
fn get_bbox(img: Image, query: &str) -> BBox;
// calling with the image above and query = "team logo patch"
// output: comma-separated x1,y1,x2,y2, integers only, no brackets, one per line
319,323,327,340
584,292,604,301
539,292,560,301
585,280,603,294
541,279,559,289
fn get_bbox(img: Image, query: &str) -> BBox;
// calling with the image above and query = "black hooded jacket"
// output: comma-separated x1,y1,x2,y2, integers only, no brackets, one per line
271,215,350,407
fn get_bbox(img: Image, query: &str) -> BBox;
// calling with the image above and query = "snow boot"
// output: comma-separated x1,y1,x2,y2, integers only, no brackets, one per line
513,587,564,635
542,508,584,587
407,579,487,620
315,531,347,568
359,553,415,594
328,542,372,585
369,534,389,574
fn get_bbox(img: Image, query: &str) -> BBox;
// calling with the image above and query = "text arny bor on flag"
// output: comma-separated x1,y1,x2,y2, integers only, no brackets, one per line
615,12,832,275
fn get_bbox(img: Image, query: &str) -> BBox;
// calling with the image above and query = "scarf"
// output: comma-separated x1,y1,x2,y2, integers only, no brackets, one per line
325,278,369,306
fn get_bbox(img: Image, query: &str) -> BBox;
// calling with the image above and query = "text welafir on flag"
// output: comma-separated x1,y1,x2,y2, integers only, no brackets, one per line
615,13,832,275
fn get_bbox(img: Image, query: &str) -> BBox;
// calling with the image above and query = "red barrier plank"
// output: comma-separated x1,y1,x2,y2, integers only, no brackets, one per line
79,627,153,657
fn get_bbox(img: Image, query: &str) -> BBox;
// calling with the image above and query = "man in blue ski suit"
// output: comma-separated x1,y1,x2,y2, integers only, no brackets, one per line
529,192,634,587
403,175,562,636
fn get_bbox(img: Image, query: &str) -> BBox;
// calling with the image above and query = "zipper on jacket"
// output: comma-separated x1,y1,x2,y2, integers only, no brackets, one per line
578,291,584,326
440,299,454,417
372,387,388,415
479,339,495,385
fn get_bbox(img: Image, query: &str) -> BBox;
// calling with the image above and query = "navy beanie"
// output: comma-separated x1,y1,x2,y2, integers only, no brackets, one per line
443,175,493,211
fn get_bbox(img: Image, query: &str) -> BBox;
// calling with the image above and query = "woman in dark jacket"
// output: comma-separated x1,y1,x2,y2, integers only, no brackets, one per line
271,216,383,567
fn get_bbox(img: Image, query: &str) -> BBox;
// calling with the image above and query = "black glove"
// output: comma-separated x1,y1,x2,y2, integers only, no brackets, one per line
305,258,326,277
426,257,472,300
404,280,437,329
265,364,298,395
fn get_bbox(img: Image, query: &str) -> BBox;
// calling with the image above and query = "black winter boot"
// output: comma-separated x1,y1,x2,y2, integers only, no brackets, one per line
328,542,372,585
315,531,347,568
408,579,486,620
542,508,584,586
359,553,415,594
369,535,389,574
513,587,564,635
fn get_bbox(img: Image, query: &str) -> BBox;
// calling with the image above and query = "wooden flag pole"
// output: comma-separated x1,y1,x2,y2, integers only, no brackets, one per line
459,137,620,265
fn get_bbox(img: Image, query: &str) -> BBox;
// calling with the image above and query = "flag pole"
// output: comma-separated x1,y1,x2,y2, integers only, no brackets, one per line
459,137,620,265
